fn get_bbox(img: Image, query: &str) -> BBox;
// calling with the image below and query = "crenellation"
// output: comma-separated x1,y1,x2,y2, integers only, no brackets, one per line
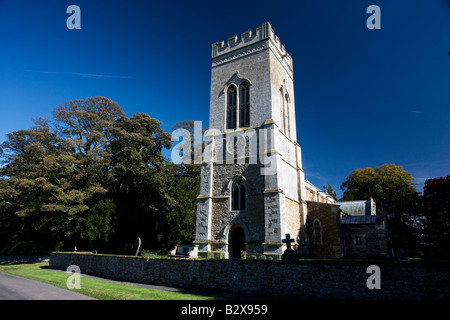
227,35,240,47
241,29,253,41
212,22,289,61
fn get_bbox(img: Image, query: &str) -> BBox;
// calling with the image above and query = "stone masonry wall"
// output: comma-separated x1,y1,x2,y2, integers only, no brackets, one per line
342,224,389,258
306,201,344,258
50,252,450,300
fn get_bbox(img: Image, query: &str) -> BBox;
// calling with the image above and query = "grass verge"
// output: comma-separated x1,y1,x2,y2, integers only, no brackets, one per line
0,262,216,300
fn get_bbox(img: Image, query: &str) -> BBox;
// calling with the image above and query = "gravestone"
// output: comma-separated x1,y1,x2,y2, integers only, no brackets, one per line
282,234,297,261
131,237,141,256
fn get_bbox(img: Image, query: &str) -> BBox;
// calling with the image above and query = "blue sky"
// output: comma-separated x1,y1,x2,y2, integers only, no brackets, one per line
0,0,449,198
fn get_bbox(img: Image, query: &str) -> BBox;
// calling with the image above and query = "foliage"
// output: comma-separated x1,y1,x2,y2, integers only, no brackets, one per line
108,113,175,253
163,162,200,249
157,121,203,250
340,164,425,255
75,198,116,250
325,184,337,200
0,97,200,255
421,175,450,258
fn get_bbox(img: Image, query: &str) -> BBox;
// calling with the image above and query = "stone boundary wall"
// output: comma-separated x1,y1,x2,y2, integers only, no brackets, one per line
0,255,50,264
49,252,450,300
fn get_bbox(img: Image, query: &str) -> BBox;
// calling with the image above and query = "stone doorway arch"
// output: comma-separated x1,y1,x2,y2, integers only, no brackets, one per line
229,225,246,259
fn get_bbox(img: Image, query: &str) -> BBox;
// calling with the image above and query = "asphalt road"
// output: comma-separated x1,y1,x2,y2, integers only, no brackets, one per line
0,271,96,300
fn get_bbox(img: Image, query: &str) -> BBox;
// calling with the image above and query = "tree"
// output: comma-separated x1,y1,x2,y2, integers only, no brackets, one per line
75,198,116,251
421,175,450,258
0,97,125,253
325,184,337,201
0,98,203,255
162,162,199,248
340,164,421,254
161,121,205,248
0,118,89,253
108,113,174,253
53,96,125,191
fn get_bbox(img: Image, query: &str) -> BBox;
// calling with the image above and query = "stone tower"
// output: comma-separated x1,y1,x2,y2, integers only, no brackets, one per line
194,23,308,258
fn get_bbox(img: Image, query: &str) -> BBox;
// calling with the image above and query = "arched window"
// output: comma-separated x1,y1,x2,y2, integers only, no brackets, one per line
227,85,237,130
239,81,250,127
313,219,322,244
231,178,246,211
280,88,291,138
226,81,250,130
232,183,239,210
280,89,285,133
240,184,246,210
284,93,290,138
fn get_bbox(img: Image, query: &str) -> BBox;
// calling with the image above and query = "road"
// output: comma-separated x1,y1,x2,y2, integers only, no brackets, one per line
0,271,96,300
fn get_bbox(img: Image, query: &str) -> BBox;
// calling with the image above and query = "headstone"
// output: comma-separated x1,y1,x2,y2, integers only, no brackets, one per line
131,237,141,256
282,233,297,261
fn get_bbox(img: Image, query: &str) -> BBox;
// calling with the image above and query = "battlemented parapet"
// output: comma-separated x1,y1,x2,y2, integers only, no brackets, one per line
211,22,293,74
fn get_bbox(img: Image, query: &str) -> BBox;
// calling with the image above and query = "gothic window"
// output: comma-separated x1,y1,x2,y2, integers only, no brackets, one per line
313,219,322,244
239,81,250,127
284,93,290,138
227,85,237,130
232,183,239,210
280,89,291,138
239,183,246,209
226,80,250,130
231,178,246,211
280,89,285,133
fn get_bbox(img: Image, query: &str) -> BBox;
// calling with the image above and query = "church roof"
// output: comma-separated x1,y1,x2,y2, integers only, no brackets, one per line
336,198,376,216
341,215,379,225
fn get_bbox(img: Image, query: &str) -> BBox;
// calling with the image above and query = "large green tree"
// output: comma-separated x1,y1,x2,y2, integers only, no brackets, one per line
421,175,450,258
108,113,174,253
340,164,421,254
0,116,92,253
1,97,134,253
0,97,203,255
159,121,205,249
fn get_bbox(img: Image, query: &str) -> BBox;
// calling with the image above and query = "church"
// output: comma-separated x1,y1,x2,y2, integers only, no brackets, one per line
193,23,390,259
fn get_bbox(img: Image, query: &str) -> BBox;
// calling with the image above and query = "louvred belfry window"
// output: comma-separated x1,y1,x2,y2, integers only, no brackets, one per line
227,85,237,130
239,81,250,127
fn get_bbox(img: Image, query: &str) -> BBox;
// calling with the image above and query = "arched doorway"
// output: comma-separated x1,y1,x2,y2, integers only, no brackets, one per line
229,226,246,259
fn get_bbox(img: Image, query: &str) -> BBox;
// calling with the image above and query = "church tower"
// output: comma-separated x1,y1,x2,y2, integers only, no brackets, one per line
194,23,308,258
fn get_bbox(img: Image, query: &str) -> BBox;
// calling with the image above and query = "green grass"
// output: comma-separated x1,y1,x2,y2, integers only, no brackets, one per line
140,250,169,258
0,262,216,300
